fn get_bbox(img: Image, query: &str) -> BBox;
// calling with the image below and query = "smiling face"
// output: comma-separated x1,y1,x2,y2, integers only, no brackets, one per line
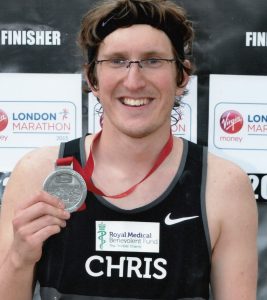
89,24,188,139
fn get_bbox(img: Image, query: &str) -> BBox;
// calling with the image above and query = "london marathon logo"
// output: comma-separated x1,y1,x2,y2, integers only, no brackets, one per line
11,109,71,133
220,110,244,134
0,110,8,132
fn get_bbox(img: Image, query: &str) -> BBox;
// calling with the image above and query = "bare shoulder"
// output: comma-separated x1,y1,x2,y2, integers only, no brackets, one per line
207,152,253,197
7,146,59,191
0,145,59,209
206,152,258,248
207,152,256,204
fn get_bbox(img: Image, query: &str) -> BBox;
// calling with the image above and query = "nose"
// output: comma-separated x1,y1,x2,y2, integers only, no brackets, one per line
126,61,143,68
122,62,146,90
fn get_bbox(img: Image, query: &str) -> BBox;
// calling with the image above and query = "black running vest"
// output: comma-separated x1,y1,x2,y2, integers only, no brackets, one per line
36,136,211,300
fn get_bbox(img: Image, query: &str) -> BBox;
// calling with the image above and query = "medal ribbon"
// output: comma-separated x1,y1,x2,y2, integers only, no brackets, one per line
56,131,173,199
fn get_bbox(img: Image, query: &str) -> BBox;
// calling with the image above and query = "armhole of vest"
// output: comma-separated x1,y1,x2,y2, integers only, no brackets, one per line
58,142,65,158
79,135,87,167
200,146,212,259
57,135,89,165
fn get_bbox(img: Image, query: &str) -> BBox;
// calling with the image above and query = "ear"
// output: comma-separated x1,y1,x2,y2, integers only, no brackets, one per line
175,59,190,96
83,64,100,97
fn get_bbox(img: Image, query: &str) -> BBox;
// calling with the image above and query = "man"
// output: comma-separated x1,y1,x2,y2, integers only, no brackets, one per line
0,0,258,299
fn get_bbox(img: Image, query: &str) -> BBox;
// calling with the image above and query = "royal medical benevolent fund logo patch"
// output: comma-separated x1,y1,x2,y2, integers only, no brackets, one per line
96,221,160,253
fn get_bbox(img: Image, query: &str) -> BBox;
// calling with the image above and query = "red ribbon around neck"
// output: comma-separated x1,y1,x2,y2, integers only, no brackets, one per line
56,131,173,199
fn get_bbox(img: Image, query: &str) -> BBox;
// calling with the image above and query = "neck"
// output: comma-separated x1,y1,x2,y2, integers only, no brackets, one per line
94,125,171,169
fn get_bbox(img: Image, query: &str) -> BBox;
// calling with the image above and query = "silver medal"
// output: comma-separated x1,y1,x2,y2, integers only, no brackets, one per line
43,165,87,212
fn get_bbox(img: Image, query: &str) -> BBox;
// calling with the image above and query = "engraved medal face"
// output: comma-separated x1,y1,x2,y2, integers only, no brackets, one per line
43,168,87,212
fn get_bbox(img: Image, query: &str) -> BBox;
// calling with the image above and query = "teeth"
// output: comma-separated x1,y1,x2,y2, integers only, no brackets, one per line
123,98,149,106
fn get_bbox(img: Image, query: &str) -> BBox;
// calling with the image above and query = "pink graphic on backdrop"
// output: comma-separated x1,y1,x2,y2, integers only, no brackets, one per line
220,110,243,134
0,110,8,132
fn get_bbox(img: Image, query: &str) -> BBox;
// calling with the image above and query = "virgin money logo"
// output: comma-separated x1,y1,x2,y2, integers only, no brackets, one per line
0,109,8,132
220,110,243,134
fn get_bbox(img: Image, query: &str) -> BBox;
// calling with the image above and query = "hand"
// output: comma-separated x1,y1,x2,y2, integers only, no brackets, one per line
10,191,70,268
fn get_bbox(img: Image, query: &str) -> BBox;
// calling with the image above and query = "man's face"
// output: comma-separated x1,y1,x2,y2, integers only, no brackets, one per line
90,24,187,138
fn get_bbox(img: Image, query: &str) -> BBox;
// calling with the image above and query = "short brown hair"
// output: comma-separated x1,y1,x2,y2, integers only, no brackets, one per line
78,0,194,92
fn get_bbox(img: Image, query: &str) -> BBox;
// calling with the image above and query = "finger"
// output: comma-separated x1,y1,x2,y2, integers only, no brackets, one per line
13,201,70,232
16,190,65,211
15,214,67,238
12,224,64,264
31,224,63,246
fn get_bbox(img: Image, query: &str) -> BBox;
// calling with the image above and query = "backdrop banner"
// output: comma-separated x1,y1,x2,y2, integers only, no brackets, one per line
0,0,266,299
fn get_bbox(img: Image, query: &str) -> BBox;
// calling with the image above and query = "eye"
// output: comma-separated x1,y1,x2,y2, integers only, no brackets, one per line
148,58,160,64
143,58,163,68
109,58,127,67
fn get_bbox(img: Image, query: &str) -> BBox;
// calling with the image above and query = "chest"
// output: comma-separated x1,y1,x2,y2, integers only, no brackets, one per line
37,181,211,299
101,164,179,210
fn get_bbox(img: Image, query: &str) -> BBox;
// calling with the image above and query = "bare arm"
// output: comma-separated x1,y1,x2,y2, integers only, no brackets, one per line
207,155,258,300
0,147,70,300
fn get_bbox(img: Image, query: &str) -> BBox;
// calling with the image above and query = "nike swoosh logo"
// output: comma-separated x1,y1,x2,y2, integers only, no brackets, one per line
164,213,199,225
